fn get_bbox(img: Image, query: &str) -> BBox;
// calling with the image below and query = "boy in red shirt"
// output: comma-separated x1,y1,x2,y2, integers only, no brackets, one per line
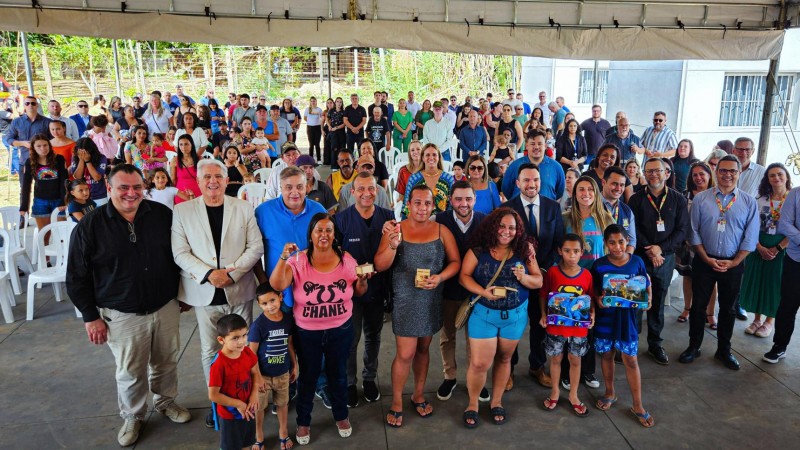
539,234,595,417
208,314,261,450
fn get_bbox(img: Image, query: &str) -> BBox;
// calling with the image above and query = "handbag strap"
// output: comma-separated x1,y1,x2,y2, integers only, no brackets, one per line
469,249,511,306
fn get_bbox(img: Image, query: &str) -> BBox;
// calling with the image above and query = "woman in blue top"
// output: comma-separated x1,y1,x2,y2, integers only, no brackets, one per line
590,224,654,428
466,154,502,215
207,99,225,135
459,207,543,428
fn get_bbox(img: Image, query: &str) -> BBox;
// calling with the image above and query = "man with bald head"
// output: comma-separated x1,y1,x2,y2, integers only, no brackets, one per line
603,116,642,162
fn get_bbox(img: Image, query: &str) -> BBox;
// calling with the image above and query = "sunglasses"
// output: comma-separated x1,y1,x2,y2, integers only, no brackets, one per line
359,164,374,170
653,119,664,123
25,101,37,106
78,104,88,108
468,165,485,171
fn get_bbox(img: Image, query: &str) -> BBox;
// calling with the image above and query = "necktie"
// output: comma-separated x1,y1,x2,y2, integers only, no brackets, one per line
527,203,538,237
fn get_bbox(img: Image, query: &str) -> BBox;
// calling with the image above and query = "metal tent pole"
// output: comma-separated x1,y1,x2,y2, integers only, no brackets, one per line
112,40,122,98
756,0,787,166
20,32,34,96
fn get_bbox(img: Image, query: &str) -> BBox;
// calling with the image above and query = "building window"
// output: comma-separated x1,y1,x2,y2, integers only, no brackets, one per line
719,74,794,127
578,69,608,104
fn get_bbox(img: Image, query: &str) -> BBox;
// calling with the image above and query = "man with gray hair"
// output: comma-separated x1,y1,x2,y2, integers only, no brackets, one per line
172,158,264,427
732,137,765,197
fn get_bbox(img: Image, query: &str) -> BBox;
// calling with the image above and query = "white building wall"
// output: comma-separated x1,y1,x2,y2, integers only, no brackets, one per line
520,58,608,125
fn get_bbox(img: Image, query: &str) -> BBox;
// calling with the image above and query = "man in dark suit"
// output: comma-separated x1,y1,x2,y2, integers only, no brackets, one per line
504,162,564,388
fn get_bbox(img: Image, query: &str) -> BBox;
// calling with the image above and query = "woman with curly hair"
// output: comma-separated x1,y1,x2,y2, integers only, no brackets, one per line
401,143,455,218
459,207,542,428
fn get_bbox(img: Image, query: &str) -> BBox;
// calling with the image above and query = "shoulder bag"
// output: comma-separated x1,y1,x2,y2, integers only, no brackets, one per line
455,249,510,330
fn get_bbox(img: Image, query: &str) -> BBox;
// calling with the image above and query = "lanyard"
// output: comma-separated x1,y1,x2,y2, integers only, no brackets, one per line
646,191,667,220
770,194,787,221
609,201,619,222
715,192,737,216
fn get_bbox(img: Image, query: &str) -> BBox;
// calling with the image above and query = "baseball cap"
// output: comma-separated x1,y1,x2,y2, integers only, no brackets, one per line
357,154,375,167
296,155,317,167
282,142,299,154
432,100,443,108
255,104,268,112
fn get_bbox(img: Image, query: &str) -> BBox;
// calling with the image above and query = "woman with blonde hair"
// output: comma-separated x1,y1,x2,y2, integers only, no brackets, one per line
402,143,455,217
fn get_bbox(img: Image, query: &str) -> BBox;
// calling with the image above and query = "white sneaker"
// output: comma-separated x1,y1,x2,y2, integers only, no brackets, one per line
158,403,191,423
117,418,142,447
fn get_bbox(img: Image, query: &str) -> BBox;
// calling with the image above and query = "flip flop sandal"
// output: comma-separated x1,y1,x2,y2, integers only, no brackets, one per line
252,441,264,450
411,399,433,418
386,410,403,428
543,397,559,411
677,308,690,323
596,397,618,411
490,407,507,425
630,407,655,428
463,410,479,429
572,402,589,417
279,437,293,450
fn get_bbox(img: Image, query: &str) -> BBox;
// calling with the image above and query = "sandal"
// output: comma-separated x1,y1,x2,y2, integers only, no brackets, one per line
386,410,403,428
596,397,618,411
630,407,655,428
571,402,589,417
706,314,718,330
490,406,507,425
411,399,433,418
463,410,479,428
252,441,264,450
279,436,293,450
677,308,690,323
543,397,558,411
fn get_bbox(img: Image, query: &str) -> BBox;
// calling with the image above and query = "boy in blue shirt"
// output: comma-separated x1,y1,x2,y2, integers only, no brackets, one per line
590,224,655,428
248,283,298,450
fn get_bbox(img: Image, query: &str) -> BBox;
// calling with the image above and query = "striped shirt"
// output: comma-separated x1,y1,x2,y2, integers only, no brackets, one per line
640,125,678,158
737,162,766,197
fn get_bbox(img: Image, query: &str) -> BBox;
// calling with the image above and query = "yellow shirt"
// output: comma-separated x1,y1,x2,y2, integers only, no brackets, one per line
330,170,357,200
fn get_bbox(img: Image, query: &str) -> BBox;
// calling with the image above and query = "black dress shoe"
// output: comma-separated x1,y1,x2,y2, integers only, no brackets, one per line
736,307,748,321
679,347,701,364
714,351,741,370
648,346,669,365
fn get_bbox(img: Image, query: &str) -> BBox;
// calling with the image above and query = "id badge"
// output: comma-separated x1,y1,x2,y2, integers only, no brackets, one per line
656,220,666,232
717,219,726,232
768,225,777,235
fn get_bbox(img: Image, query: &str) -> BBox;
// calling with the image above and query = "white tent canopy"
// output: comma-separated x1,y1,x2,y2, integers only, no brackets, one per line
0,0,792,60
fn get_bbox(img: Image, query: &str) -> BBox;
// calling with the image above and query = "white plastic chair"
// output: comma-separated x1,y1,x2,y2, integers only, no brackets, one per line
253,168,272,185
394,153,408,169
0,207,35,295
0,229,18,310
165,151,178,164
0,271,15,323
237,183,268,208
442,160,454,174
26,221,78,321
31,207,67,271
201,151,214,159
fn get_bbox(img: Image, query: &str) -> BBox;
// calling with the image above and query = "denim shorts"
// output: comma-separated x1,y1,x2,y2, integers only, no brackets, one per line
31,197,63,218
467,301,528,340
595,337,639,356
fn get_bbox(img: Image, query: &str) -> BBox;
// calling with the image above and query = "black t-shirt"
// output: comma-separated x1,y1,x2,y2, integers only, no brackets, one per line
344,105,367,131
205,204,227,306
366,117,390,148
375,160,389,183
212,132,231,153
0,109,12,134
367,103,389,120
133,106,147,118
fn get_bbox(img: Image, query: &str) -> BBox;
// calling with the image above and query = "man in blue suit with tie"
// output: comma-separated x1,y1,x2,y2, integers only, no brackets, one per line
503,162,564,388
69,99,92,138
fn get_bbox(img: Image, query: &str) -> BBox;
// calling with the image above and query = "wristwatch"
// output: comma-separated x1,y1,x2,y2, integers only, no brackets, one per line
776,244,784,252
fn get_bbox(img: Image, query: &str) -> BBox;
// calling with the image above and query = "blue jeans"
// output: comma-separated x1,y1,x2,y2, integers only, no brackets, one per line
294,319,353,426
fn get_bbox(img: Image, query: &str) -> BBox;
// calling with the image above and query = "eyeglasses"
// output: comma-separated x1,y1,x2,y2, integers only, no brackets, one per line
644,169,664,175
127,222,137,243
734,147,753,153
468,165,485,171
24,101,37,106
653,119,664,123
718,168,739,175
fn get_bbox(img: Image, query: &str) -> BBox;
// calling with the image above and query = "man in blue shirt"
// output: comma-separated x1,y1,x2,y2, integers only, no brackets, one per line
502,133,564,201
766,186,800,363
603,117,641,162
254,166,326,309
679,155,758,370
3,95,51,175
457,110,488,159
516,93,531,115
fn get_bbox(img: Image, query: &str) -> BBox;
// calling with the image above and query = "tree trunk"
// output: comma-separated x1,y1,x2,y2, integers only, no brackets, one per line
41,49,53,98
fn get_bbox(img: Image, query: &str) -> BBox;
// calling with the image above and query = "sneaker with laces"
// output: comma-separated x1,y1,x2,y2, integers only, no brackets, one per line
117,418,142,447
478,387,491,402
436,379,457,401
316,387,332,409
347,385,359,408
583,374,600,388
158,402,191,423
763,347,786,364
560,378,571,390
363,380,380,403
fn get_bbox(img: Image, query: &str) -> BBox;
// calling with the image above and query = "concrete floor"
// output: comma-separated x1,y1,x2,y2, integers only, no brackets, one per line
1,279,799,450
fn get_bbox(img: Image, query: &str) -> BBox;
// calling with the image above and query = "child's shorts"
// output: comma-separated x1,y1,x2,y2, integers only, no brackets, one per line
31,197,63,218
219,418,255,450
544,333,589,357
595,337,639,356
257,371,291,408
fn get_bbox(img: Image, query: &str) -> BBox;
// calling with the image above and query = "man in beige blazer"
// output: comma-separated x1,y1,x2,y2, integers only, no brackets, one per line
172,159,264,425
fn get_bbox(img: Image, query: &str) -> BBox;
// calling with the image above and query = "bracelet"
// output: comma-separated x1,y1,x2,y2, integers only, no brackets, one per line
389,244,398,251
279,255,289,261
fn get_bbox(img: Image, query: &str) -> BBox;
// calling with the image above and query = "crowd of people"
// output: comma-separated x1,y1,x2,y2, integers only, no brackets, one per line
3,85,800,449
